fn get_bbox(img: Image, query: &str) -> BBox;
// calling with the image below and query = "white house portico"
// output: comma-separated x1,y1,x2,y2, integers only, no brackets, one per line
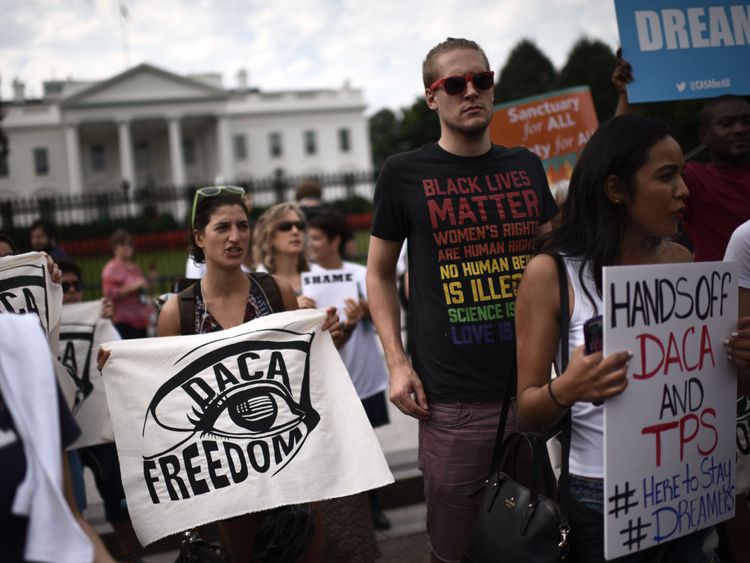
0,63,372,198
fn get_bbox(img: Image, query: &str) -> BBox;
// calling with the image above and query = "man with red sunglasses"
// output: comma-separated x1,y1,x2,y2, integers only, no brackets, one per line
367,37,558,562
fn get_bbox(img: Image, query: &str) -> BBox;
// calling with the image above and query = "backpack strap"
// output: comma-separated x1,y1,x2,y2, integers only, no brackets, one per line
251,272,284,313
177,283,197,336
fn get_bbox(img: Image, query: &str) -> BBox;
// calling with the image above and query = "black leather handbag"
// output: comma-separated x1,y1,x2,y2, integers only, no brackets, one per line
465,253,572,563
174,531,224,563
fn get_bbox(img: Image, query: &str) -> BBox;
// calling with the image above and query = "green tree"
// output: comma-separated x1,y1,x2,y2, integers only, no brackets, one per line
368,96,440,168
556,38,618,122
398,97,440,151
494,39,557,104
632,99,707,161
369,108,402,170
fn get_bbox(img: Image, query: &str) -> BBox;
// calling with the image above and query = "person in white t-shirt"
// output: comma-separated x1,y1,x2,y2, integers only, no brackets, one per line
723,220,750,560
307,212,391,530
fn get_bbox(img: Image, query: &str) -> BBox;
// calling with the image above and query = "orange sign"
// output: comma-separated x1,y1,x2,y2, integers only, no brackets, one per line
489,86,599,187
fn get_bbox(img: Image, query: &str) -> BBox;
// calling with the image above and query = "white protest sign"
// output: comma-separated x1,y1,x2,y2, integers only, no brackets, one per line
301,267,359,314
603,262,737,559
101,308,393,545
0,252,62,346
0,252,72,403
60,301,117,448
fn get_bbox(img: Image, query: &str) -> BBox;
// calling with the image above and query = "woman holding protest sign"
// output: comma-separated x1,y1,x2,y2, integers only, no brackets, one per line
514,114,708,561
253,202,360,335
253,202,314,306
155,187,341,563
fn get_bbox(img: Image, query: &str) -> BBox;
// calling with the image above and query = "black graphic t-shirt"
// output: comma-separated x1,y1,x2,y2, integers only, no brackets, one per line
372,143,558,401
0,384,80,560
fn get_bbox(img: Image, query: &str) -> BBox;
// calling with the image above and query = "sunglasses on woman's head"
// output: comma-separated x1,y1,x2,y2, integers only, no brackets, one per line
191,185,246,228
429,70,495,96
276,220,306,232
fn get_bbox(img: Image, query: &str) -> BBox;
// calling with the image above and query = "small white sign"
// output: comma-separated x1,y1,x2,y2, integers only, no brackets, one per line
603,261,737,559
301,268,359,315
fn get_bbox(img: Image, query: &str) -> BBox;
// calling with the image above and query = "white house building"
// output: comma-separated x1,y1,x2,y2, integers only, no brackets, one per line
0,63,373,198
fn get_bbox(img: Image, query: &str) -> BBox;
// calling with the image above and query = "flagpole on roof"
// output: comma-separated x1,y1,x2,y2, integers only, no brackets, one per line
117,0,131,69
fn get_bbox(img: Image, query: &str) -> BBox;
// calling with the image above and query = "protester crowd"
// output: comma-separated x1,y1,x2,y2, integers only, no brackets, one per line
1,35,749,563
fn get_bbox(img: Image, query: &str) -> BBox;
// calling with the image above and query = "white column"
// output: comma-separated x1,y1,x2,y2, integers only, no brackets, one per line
167,117,186,187
64,124,83,195
215,115,232,183
117,120,135,188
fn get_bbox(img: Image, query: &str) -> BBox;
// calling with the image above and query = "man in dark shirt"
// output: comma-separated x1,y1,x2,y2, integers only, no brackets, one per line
367,37,557,562
681,96,750,261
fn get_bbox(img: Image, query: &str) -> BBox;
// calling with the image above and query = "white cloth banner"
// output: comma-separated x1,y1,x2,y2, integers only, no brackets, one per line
60,301,117,448
0,253,74,405
0,252,62,347
603,262,738,559
101,309,394,545
0,314,94,563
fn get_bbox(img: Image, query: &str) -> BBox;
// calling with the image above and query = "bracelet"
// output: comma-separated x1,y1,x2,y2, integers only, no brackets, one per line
548,379,572,409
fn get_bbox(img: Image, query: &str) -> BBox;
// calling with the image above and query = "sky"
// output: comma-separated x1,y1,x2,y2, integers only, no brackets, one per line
0,0,622,115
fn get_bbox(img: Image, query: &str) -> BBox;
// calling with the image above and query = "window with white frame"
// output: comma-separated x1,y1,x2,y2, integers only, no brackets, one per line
303,130,317,156
91,144,106,172
233,135,247,161
269,132,283,158
182,139,195,165
135,142,151,168
33,148,49,176
338,128,351,153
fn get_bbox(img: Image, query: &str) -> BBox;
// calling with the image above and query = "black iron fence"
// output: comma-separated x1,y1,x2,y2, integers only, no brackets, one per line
0,170,377,232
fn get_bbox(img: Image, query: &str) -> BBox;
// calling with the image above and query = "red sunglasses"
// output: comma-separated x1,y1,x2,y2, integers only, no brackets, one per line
429,71,495,95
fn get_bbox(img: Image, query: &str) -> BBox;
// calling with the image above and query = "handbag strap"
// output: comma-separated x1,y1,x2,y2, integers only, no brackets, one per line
551,253,572,536
487,355,517,476
485,254,572,499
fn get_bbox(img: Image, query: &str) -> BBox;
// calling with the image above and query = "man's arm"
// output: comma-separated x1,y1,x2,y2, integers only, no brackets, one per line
612,49,635,117
366,236,429,420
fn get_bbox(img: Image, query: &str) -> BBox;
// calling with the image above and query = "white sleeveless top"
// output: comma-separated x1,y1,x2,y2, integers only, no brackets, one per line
555,257,605,478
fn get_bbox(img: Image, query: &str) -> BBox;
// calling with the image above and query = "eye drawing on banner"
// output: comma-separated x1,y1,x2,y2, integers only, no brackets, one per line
140,328,321,504
59,325,96,412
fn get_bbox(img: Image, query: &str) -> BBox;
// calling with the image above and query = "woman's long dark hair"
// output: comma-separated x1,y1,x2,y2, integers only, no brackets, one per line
539,115,672,300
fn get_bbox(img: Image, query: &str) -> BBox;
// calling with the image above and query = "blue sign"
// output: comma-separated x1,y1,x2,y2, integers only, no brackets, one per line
614,0,750,103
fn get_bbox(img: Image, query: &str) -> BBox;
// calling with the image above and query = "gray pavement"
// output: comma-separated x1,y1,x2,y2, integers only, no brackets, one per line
139,503,428,563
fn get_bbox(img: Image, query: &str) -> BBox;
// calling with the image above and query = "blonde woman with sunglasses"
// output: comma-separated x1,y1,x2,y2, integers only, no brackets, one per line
253,202,317,310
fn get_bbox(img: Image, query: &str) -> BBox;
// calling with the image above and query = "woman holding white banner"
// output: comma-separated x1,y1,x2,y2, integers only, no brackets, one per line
515,115,708,561
156,188,342,563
